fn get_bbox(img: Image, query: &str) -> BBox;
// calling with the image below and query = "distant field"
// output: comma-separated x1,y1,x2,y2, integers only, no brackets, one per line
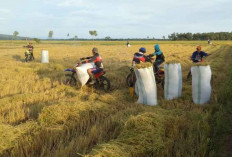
0,40,232,156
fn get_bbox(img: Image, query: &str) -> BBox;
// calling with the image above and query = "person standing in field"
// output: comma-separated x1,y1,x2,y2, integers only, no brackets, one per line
24,42,34,60
149,44,165,74
127,40,131,47
187,45,210,79
80,47,104,84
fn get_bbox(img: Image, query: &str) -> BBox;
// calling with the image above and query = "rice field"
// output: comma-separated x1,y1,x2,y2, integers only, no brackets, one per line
0,40,232,157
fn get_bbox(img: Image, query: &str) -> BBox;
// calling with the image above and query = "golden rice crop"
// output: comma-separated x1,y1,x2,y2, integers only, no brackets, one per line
0,40,231,156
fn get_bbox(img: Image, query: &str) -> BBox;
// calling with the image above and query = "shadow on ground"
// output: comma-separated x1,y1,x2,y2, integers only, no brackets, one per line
12,55,25,62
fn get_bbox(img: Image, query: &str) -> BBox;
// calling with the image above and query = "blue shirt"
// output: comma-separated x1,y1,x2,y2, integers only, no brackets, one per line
191,51,208,63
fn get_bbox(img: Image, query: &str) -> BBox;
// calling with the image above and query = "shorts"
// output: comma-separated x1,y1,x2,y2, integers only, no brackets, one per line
91,68,103,74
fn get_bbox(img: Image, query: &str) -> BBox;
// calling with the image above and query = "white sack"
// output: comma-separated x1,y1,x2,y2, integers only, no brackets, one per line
191,65,212,105
164,63,182,100
41,50,49,63
135,66,157,106
76,63,95,86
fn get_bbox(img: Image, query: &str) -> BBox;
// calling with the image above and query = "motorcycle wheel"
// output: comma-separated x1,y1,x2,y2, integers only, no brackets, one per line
63,74,77,87
97,76,111,91
25,56,29,62
29,55,33,61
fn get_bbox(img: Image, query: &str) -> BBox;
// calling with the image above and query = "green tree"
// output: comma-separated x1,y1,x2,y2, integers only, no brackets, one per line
74,35,78,40
13,31,19,39
168,32,232,41
12,31,19,43
89,30,98,39
105,36,111,40
186,33,193,40
67,33,69,39
48,31,53,39
168,32,177,40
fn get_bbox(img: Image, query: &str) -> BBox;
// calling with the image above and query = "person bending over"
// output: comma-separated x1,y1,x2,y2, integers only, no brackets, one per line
132,47,150,66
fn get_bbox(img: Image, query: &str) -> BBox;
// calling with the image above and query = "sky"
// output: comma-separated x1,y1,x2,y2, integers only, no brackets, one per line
0,0,231,39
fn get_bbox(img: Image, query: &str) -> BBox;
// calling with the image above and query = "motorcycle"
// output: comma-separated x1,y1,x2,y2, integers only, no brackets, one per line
63,64,111,91
25,50,33,62
126,55,165,88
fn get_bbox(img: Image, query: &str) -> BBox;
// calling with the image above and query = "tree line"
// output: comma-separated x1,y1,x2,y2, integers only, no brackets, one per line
8,30,232,41
168,32,232,41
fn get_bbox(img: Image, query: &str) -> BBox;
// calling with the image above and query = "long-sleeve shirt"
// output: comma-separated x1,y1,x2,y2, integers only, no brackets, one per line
191,51,208,63
151,44,165,62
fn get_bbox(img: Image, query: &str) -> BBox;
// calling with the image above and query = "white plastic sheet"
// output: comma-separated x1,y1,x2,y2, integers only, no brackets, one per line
135,66,157,106
191,65,212,105
164,63,182,100
76,63,95,86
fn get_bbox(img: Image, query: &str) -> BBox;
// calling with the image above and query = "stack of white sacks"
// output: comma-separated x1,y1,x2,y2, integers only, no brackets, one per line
134,63,211,105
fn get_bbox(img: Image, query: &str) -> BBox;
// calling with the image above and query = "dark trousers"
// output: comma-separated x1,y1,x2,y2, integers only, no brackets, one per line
30,52,35,60
153,60,164,74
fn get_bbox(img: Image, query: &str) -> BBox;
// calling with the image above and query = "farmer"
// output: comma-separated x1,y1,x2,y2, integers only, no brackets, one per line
187,45,209,79
149,44,165,74
80,47,103,84
132,47,150,66
127,40,130,47
23,42,34,60
191,45,209,63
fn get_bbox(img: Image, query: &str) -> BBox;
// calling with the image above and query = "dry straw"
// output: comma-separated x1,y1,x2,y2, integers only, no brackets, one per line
165,60,180,64
191,62,210,66
134,62,153,69
0,41,229,156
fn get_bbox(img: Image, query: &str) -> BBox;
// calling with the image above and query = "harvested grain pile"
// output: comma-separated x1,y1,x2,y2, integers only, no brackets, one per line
87,108,210,157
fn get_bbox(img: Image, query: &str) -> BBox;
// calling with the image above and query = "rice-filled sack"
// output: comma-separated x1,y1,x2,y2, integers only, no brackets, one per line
135,65,157,106
164,63,182,100
76,63,95,86
191,65,212,105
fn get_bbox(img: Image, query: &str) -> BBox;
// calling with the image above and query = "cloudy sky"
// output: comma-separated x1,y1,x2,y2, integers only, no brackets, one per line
0,0,231,39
